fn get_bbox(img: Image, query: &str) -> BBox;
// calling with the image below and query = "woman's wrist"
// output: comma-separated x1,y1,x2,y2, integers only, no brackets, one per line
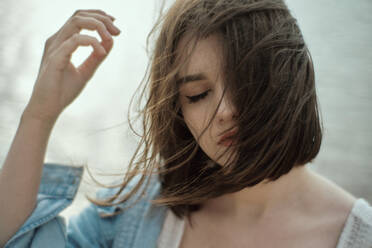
21,106,58,130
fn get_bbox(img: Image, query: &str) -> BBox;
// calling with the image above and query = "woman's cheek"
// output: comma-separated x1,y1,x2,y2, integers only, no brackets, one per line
183,101,212,139
182,111,198,137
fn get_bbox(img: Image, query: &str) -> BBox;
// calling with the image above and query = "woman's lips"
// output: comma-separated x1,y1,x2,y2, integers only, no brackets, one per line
219,139,235,147
218,129,238,146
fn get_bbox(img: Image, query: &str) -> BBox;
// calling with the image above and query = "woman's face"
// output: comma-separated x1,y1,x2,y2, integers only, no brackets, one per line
177,34,238,166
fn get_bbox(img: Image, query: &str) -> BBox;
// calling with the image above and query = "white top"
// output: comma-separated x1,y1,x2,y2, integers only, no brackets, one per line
157,208,186,248
336,199,372,248
157,198,372,248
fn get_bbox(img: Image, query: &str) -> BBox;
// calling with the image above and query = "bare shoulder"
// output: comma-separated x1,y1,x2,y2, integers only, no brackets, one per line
306,169,357,212
301,169,358,246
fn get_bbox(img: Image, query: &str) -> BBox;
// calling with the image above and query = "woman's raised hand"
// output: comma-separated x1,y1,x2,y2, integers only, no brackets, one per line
24,9,120,123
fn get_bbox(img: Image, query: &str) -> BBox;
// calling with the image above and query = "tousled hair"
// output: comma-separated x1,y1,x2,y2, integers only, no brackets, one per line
87,0,323,220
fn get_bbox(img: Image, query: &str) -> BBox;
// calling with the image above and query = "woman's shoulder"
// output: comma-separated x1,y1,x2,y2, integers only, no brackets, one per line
93,172,163,216
97,172,167,225
336,198,372,248
4,163,84,247
67,169,167,247
5,164,167,248
85,172,168,247
288,169,372,248
306,170,372,247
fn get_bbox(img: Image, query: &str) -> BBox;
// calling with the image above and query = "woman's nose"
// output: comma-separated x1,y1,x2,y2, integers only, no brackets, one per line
216,94,237,123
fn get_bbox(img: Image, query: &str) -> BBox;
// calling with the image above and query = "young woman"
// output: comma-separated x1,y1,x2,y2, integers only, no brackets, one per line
1,0,371,247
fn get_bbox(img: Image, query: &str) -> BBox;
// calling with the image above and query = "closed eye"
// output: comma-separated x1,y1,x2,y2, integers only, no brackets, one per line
186,90,211,103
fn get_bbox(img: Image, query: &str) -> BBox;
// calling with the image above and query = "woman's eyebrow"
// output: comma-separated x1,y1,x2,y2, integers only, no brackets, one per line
176,73,207,85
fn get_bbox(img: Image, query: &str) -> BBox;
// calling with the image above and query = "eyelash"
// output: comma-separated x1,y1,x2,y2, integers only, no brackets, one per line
186,90,211,103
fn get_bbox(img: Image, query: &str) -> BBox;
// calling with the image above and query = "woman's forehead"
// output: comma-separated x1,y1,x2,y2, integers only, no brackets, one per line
176,34,224,80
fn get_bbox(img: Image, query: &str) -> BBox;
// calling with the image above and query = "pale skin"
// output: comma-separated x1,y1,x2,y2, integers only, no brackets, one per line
0,9,120,246
178,34,357,247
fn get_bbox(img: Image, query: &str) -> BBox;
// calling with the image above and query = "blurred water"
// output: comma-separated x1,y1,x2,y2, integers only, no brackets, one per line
286,0,372,201
0,0,371,218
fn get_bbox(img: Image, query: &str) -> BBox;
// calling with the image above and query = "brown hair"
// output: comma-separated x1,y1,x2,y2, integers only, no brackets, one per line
88,0,323,220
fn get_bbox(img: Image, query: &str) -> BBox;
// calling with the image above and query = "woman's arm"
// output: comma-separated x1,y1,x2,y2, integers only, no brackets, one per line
0,113,56,246
0,9,120,246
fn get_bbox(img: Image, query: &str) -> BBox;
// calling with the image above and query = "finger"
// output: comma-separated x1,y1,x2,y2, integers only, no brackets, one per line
56,16,113,47
100,31,114,58
51,34,106,71
77,12,120,36
77,46,108,81
73,9,115,21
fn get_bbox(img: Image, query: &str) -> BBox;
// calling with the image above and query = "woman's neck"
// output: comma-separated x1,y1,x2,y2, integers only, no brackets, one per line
200,165,314,223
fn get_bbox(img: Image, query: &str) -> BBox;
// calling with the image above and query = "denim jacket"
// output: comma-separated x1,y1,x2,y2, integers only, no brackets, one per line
5,164,372,248
4,163,167,248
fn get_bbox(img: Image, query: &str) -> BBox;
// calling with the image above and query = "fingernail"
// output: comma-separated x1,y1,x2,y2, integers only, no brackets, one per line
114,26,121,34
108,15,116,21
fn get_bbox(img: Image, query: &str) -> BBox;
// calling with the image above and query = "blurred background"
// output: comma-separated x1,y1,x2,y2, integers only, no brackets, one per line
0,0,371,220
